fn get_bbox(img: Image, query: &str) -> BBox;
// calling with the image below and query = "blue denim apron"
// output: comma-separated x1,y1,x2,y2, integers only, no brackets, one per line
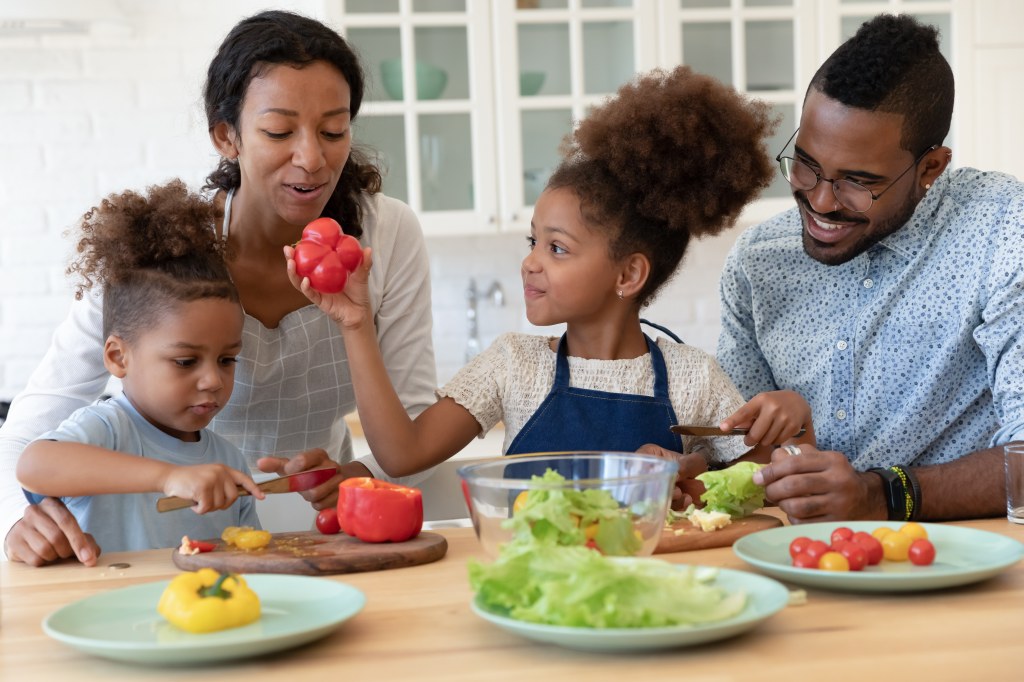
506,332,683,458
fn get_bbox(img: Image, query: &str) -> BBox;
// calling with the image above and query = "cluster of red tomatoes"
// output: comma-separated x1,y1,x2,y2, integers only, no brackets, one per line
789,523,937,572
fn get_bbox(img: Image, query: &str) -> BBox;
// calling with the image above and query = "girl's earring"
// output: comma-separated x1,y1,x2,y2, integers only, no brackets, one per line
924,183,931,190
617,290,624,300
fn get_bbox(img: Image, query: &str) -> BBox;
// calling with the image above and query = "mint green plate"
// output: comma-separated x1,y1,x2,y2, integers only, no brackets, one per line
43,574,365,664
734,521,1024,592
471,567,788,651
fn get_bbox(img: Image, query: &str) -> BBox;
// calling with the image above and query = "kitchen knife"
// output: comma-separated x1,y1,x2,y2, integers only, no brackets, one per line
156,467,337,513
671,425,807,438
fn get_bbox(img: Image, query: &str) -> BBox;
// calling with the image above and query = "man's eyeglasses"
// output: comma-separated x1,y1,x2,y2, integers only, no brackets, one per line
775,128,938,213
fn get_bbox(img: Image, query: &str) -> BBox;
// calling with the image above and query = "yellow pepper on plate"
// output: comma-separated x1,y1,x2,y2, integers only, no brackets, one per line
157,568,261,633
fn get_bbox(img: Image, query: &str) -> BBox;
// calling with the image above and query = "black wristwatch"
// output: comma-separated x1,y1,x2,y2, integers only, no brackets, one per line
868,467,906,521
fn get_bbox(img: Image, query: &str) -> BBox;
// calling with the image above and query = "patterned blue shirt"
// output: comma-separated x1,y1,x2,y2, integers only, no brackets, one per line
718,168,1024,469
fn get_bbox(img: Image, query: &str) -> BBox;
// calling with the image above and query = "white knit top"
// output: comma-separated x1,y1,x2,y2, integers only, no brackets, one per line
438,332,749,463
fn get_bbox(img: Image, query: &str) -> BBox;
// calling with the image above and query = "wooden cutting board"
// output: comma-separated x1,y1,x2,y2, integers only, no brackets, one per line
171,530,448,575
654,513,783,554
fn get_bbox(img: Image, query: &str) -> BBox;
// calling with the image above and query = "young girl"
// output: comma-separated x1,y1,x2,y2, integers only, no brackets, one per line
16,181,264,552
290,66,815,480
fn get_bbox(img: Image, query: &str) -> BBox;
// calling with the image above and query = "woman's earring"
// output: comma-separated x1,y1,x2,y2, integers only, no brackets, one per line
924,183,931,190
617,290,624,300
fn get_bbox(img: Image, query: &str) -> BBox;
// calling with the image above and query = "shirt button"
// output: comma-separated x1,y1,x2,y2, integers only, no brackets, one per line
837,340,848,350
863,278,874,288
836,409,847,420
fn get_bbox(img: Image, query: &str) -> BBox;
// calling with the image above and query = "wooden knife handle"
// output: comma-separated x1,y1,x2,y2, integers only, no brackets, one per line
156,496,194,513
156,488,252,513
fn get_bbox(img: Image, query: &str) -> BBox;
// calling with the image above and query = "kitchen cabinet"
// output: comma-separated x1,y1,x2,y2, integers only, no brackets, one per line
332,0,658,236
331,0,953,236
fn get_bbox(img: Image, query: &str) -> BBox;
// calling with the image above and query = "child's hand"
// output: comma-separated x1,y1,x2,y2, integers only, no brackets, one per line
720,390,812,447
636,443,708,510
162,464,266,514
283,244,373,331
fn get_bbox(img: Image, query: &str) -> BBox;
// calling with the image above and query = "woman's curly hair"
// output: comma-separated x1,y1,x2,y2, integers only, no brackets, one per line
67,179,238,341
548,66,776,307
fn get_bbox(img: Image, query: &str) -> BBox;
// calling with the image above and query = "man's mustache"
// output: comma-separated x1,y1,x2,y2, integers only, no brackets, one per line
794,193,868,225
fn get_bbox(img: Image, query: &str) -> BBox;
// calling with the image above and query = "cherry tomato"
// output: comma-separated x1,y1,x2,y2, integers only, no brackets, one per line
316,507,341,535
792,552,819,569
872,526,894,541
818,551,850,571
908,538,936,566
789,536,813,559
900,522,928,541
804,540,830,562
882,530,913,561
852,531,884,565
837,542,868,571
830,527,854,545
293,218,363,293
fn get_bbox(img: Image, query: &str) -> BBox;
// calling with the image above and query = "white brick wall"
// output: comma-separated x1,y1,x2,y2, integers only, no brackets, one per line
10,2,1016,401
0,0,745,401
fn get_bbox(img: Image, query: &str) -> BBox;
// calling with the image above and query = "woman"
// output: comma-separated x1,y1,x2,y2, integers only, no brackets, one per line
0,10,436,566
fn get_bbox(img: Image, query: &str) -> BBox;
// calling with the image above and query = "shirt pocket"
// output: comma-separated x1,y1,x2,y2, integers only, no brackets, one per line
881,320,954,412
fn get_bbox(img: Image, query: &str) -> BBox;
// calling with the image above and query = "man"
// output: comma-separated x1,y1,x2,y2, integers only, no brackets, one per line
716,14,1024,522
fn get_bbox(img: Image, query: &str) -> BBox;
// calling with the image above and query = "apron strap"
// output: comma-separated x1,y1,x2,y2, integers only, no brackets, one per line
640,318,683,343
645,334,671,400
552,334,571,389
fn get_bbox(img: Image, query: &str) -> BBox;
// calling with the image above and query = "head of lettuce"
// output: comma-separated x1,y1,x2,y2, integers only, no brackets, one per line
696,461,767,518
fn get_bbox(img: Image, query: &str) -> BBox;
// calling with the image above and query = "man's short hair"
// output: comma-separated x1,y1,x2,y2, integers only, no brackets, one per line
809,14,954,155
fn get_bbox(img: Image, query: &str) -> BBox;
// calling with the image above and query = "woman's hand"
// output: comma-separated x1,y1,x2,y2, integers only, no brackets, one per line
5,498,101,567
283,244,373,331
636,443,708,509
162,464,265,514
256,449,368,511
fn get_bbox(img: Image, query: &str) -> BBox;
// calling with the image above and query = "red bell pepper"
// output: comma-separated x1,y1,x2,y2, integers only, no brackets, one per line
337,478,423,543
292,217,363,293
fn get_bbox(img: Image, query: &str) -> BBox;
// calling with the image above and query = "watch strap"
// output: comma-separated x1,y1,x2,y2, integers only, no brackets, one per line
868,467,907,521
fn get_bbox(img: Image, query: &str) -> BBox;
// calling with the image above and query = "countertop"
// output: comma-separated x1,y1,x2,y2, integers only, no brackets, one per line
3,510,1022,680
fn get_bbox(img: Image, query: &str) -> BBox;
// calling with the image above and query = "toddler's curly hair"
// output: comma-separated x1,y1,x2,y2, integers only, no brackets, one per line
548,66,776,307
67,179,238,340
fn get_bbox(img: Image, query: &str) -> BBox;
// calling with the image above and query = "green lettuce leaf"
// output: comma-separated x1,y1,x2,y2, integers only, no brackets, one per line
504,469,641,556
696,461,767,518
469,543,746,628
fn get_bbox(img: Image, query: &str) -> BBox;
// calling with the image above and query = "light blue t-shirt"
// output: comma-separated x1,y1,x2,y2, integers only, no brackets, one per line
718,167,1024,469
26,393,260,552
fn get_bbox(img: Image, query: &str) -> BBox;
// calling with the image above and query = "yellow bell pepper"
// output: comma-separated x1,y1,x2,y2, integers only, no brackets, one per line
157,568,261,634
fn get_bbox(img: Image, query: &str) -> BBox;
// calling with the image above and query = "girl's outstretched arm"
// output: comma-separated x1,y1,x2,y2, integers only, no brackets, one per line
284,246,480,477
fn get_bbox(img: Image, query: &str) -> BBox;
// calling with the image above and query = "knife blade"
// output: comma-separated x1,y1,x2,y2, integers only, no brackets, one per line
671,425,807,438
156,467,337,513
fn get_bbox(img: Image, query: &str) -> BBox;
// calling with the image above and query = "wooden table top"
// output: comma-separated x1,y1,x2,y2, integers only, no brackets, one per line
2,511,1022,680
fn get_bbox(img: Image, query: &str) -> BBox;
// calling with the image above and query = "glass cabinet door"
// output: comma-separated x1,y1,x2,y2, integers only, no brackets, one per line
334,1,498,235
663,0,805,206
492,0,658,231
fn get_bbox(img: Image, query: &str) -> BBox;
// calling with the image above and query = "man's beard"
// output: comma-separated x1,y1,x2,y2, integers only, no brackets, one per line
798,193,919,266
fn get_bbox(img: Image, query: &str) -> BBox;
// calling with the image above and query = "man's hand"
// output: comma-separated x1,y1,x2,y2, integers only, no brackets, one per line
752,444,886,522
257,449,370,511
636,443,708,509
5,498,101,567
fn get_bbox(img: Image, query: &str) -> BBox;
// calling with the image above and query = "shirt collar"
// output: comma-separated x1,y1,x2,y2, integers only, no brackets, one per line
872,169,950,260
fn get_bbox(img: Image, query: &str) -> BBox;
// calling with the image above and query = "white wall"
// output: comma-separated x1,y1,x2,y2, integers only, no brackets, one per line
1,0,1022,399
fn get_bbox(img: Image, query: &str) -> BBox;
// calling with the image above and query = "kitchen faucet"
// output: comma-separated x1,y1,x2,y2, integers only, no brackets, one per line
466,278,505,362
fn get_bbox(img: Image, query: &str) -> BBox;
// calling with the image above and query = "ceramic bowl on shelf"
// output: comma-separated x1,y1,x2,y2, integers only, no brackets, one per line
519,70,546,96
457,452,677,558
381,59,448,100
